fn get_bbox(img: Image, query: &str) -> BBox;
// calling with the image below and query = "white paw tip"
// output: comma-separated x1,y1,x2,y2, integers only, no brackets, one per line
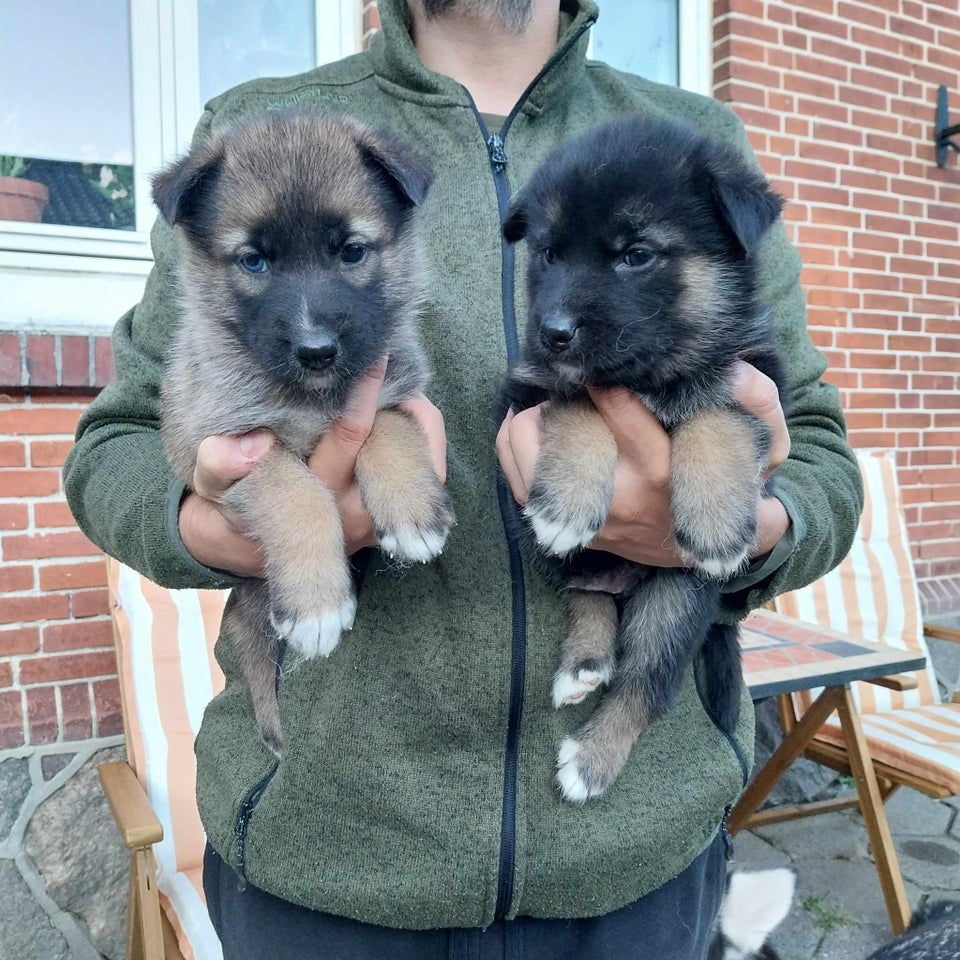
380,527,448,563
556,739,589,804
552,669,606,708
696,551,750,580
525,509,595,557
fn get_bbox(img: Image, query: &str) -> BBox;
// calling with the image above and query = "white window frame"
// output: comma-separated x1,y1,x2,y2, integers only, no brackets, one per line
0,0,360,334
586,0,713,97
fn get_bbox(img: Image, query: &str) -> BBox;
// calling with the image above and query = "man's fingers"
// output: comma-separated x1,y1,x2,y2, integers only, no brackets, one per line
193,430,274,501
397,393,447,483
586,386,671,484
496,409,528,505
732,361,791,472
309,357,387,490
505,405,544,501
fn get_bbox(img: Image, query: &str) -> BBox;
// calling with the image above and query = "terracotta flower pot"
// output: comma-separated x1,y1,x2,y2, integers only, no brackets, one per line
0,176,49,223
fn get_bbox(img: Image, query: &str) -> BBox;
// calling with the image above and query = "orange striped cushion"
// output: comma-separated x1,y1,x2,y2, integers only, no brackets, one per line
815,704,960,795
775,450,939,715
108,558,228,960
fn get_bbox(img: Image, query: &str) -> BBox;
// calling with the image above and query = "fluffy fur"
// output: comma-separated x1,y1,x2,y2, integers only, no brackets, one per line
498,115,788,802
866,901,960,960
156,113,453,754
708,869,795,960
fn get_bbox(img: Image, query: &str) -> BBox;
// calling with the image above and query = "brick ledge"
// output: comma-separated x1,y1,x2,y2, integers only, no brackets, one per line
0,333,112,391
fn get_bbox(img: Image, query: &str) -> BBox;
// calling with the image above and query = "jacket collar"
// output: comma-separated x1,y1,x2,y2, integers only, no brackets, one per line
369,0,598,115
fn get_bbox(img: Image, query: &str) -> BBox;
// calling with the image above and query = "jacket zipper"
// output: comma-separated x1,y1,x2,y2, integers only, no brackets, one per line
466,15,595,922
234,764,278,891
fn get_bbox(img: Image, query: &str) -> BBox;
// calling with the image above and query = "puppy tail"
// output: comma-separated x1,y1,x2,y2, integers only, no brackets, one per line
701,622,742,735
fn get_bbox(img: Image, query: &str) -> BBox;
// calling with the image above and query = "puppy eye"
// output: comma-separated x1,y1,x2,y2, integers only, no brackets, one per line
622,247,655,268
238,253,268,274
340,243,367,264
542,247,559,265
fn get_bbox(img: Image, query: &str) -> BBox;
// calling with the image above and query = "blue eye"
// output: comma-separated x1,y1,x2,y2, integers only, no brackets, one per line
622,247,654,268
239,253,268,274
340,243,367,264
542,247,558,265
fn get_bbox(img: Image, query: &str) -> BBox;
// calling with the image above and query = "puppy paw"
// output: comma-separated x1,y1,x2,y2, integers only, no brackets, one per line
270,595,356,659
675,525,754,581
555,721,639,804
552,660,613,708
524,488,604,557
376,485,455,564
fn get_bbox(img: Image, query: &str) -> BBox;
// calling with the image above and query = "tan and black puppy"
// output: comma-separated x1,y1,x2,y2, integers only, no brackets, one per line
154,113,453,754
499,116,788,803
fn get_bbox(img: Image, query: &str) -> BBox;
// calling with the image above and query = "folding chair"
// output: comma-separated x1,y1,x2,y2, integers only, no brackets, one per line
99,559,227,960
734,450,960,934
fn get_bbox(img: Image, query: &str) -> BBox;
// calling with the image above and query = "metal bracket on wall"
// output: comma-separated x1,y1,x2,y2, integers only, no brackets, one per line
935,86,960,168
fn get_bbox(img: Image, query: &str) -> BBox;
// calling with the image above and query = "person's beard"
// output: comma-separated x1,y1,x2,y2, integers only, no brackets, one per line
420,0,536,33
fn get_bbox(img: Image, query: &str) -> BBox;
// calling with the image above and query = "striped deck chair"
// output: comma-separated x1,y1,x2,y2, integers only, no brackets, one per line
742,449,960,934
99,558,227,960
774,449,960,799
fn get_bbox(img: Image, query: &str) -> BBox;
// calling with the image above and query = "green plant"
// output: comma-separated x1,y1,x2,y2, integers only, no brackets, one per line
0,155,28,178
800,894,856,932
82,163,135,230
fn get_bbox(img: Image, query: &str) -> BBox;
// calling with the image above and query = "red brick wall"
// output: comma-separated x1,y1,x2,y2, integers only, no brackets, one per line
0,336,121,748
714,0,960,615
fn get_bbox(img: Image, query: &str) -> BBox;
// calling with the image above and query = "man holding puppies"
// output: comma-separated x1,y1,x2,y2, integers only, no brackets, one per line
64,0,862,956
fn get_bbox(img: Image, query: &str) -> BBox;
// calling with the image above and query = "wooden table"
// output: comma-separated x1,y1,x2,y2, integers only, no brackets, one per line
735,609,928,935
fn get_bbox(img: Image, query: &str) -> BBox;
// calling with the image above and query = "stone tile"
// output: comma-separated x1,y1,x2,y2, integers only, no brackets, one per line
894,834,960,890
883,788,954,837
778,859,925,960
25,747,126,960
40,753,75,782
0,757,31,841
738,829,794,869
753,808,871,864
0,860,73,960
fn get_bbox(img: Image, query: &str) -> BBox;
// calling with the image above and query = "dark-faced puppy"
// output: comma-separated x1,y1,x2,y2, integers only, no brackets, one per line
499,115,788,802
155,113,454,754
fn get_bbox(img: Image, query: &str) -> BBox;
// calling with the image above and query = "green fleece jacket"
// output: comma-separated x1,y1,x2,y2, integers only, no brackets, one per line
64,0,863,930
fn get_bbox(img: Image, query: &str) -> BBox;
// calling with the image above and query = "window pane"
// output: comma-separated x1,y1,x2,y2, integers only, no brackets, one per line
592,0,678,87
0,0,135,230
199,0,317,106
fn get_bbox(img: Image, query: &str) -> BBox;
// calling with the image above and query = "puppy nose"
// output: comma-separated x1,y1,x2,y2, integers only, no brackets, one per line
540,315,577,352
296,334,338,370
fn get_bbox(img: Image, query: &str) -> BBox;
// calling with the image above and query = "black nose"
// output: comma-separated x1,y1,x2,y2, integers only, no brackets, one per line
296,334,338,371
540,315,577,352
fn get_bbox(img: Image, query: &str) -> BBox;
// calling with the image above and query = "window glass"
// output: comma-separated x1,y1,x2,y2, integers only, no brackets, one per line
592,0,679,86
0,0,135,230
198,0,317,107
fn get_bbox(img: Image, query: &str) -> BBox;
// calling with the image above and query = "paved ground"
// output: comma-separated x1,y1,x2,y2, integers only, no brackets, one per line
740,787,960,959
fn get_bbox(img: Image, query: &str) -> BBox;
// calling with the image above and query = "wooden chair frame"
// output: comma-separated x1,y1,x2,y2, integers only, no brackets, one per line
730,623,960,936
99,612,187,960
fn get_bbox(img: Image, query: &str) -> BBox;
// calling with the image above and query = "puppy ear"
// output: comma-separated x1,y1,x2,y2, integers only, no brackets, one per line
151,140,223,227
359,132,434,208
710,162,784,257
502,197,528,243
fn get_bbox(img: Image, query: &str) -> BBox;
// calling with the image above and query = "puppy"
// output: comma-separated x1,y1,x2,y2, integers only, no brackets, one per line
866,902,960,960
154,113,454,754
499,116,788,802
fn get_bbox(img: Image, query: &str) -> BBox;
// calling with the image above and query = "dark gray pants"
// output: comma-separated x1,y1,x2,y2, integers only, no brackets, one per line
203,832,725,960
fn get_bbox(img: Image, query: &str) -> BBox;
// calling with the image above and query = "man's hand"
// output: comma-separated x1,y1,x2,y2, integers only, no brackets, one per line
178,360,448,578
495,361,791,568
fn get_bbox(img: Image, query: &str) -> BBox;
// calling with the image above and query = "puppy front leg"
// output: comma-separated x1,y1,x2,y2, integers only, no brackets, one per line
552,589,618,708
670,407,770,579
556,569,717,803
222,446,355,659
525,400,618,557
354,408,455,563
